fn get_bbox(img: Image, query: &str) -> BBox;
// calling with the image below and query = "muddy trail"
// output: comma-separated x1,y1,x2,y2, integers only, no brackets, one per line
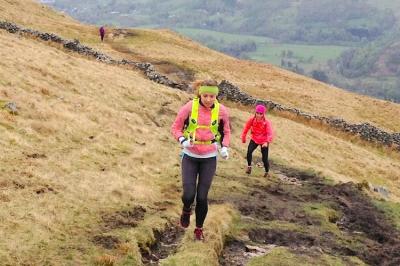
140,225,185,265
218,163,400,266
90,205,184,265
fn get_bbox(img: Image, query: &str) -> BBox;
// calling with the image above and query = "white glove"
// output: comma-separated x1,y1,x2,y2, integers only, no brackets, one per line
179,137,193,148
220,146,229,160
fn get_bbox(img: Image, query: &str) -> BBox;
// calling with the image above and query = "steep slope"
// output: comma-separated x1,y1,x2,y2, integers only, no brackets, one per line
0,28,188,264
0,0,95,40
1,1,400,265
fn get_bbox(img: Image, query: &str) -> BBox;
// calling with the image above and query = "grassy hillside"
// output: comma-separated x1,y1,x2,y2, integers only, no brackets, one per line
367,0,400,17
1,0,400,265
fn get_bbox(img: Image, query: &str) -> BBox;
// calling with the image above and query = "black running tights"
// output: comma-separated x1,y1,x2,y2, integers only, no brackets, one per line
246,139,270,172
181,154,216,228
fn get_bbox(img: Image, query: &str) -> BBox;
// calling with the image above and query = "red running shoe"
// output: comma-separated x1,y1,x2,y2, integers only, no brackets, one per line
194,227,204,241
180,210,191,228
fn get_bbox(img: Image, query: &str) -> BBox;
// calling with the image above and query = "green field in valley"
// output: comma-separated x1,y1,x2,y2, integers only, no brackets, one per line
175,27,350,71
247,43,349,67
175,27,274,43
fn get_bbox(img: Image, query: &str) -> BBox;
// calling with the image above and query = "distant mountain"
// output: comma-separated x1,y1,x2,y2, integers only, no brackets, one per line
330,27,400,101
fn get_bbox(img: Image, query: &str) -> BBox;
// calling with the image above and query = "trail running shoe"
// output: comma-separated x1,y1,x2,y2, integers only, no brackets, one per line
180,210,191,228
194,227,204,241
264,172,270,178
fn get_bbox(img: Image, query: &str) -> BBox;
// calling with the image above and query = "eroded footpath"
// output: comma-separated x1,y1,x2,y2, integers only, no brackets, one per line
217,163,400,266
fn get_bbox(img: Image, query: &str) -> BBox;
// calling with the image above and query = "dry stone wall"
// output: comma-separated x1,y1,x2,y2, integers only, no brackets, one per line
218,80,400,149
0,21,187,91
1,21,399,150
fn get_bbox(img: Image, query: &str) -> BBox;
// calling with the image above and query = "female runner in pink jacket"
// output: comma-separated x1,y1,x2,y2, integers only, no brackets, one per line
171,80,231,240
241,104,274,177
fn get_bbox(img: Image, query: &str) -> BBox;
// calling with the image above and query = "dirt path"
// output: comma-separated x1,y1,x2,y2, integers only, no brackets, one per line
140,225,185,265
218,163,400,265
89,204,185,265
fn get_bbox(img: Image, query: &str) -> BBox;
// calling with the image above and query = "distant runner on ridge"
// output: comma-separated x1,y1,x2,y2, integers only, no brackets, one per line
99,26,105,42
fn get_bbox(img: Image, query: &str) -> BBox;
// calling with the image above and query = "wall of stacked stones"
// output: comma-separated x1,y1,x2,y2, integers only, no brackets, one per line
0,21,187,91
218,81,400,150
1,21,399,150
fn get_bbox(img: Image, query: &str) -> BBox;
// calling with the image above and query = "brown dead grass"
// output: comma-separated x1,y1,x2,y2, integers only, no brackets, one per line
0,30,186,264
95,254,117,266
